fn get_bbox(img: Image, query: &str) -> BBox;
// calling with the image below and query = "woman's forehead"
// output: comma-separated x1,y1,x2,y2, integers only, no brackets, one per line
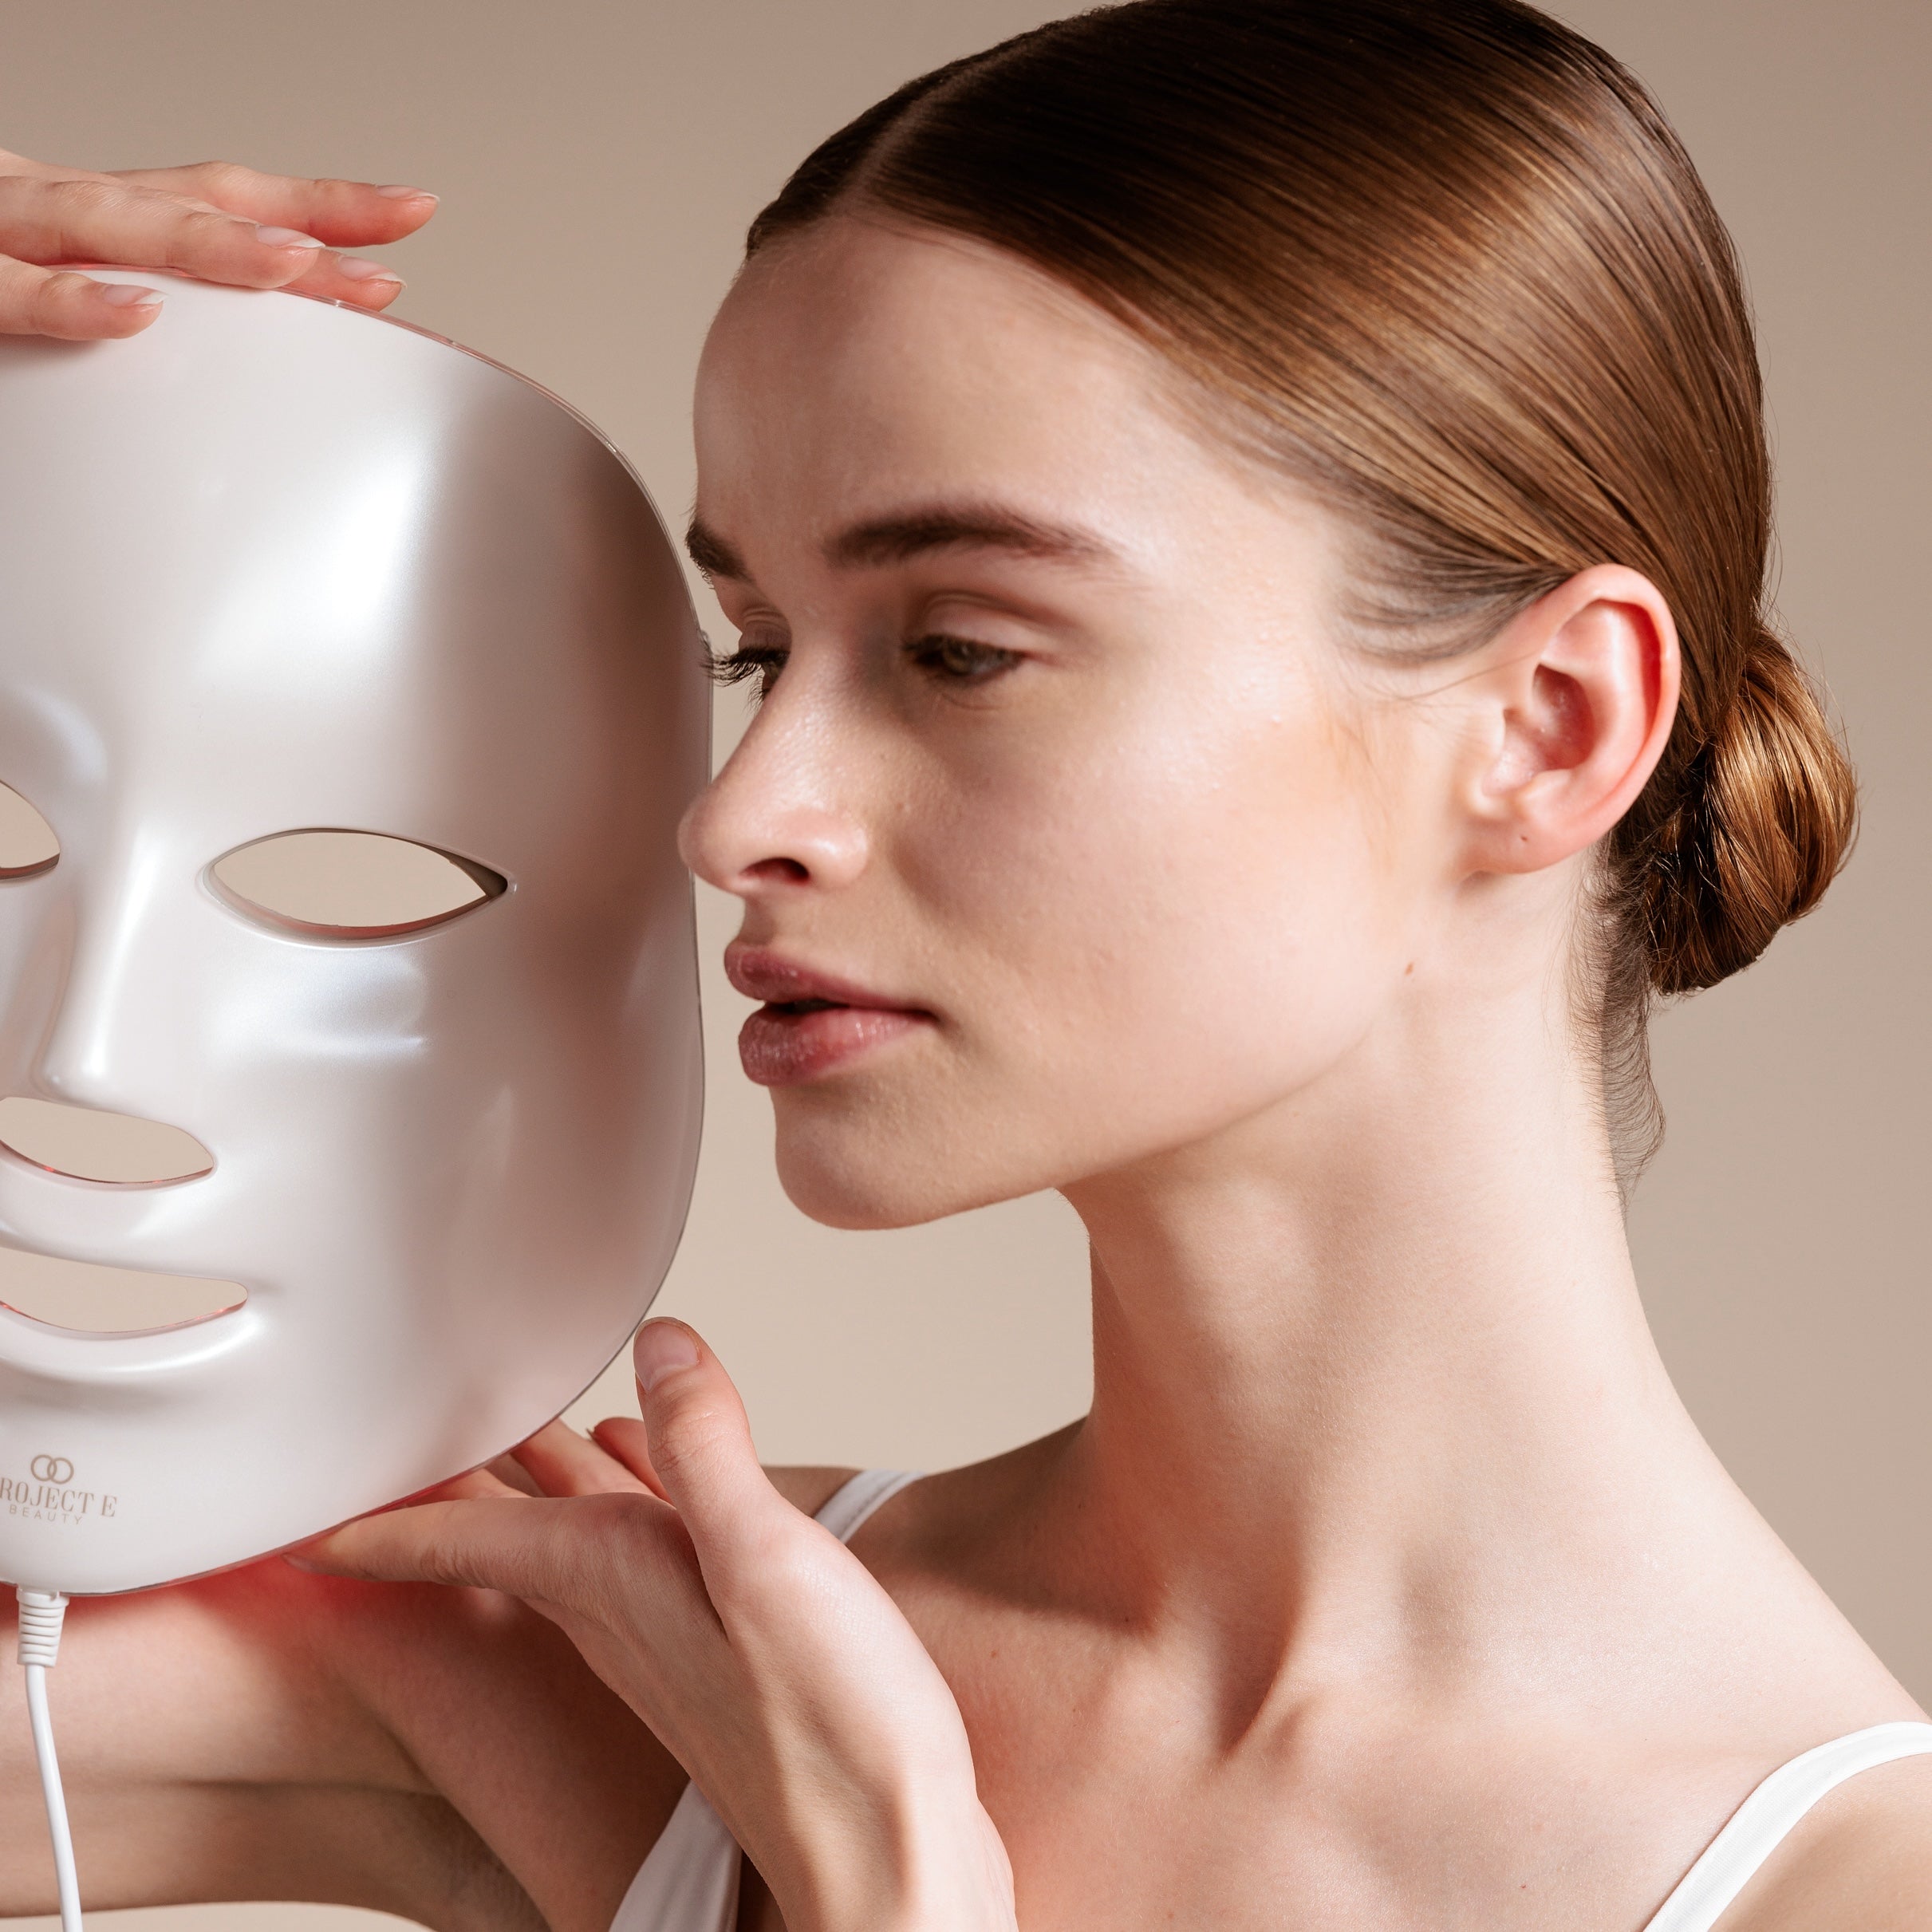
700,221,1175,454
692,220,1312,584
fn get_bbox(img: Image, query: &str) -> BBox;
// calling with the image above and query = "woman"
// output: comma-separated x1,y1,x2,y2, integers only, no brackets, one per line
2,2,1926,1928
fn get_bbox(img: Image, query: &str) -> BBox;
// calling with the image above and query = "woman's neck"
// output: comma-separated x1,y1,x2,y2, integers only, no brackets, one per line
1049,966,1855,1722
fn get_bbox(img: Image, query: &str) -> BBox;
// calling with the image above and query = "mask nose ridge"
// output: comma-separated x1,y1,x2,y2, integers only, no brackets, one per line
25,843,189,1126
0,1095,214,1187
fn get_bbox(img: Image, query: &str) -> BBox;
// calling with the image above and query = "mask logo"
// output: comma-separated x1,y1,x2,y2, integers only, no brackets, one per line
1,1458,114,1526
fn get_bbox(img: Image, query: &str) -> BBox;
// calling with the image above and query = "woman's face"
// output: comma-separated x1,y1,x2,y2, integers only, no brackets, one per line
684,219,1465,1228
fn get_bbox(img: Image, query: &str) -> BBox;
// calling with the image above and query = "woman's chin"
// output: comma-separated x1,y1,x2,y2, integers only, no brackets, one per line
774,1142,968,1230
771,1115,1022,1231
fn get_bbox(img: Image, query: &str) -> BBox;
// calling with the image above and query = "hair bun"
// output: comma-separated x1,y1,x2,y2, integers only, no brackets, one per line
1647,626,1856,996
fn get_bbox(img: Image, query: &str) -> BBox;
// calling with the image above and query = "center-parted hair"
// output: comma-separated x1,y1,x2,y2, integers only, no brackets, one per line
746,0,1855,1181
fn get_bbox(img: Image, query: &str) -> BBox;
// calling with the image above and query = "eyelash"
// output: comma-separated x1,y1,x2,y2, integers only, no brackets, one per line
704,639,784,694
704,634,1023,699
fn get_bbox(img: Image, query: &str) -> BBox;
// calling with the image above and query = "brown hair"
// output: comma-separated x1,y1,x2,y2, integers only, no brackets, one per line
746,0,1855,1181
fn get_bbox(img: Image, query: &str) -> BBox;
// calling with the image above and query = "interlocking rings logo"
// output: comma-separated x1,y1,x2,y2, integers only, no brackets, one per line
30,1455,73,1484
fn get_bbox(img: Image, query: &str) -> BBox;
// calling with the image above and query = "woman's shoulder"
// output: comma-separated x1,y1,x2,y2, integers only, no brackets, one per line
1723,1750,1932,1930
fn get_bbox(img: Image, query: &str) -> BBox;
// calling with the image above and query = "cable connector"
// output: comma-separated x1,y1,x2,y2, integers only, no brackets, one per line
17,1585,82,1931
17,1587,67,1666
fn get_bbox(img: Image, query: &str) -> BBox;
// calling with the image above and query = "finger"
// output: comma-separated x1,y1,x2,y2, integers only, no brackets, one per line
512,1420,656,1500
453,1462,532,1500
485,1452,544,1496
280,1463,522,1552
0,149,94,180
0,258,164,339
0,173,331,290
298,1492,612,1601
274,248,408,310
633,1322,792,1576
590,1415,670,1503
108,160,438,250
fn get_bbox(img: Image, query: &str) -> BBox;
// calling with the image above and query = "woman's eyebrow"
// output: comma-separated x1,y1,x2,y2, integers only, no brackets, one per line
682,506,1118,582
685,518,747,579
826,504,1117,570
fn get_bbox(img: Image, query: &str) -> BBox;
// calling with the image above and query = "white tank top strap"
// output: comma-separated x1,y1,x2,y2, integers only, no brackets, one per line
810,1466,924,1543
610,1779,742,1932
1642,1721,1932,1932
608,1470,922,1932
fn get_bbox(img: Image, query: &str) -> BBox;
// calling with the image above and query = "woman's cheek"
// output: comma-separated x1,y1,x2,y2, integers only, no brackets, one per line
778,658,1408,1211
957,726,1385,1130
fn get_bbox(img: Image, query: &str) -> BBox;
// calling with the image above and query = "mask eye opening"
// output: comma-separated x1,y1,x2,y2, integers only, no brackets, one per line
207,829,510,941
0,782,59,879
445,853,511,900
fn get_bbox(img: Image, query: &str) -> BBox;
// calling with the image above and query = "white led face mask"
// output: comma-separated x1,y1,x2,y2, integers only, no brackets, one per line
0,273,706,1595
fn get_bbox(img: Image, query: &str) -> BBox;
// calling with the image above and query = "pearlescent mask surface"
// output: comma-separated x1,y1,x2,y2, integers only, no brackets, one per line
0,272,706,1593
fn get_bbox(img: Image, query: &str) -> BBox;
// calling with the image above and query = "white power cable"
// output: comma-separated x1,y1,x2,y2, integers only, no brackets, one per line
17,1587,83,1932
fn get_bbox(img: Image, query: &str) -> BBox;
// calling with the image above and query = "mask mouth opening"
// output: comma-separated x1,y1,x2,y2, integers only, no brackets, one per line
0,1097,214,1186
0,1247,246,1335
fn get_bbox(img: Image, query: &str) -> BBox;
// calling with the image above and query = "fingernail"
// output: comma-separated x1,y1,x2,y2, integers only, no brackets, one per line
337,256,403,284
634,1323,700,1392
256,226,325,249
377,184,437,203
98,283,163,308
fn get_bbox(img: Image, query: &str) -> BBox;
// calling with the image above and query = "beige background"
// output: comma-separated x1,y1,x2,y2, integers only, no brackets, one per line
1,1,1926,1924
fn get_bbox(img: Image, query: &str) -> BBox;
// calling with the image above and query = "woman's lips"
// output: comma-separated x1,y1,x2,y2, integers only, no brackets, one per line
727,948,934,1088
738,1003,929,1086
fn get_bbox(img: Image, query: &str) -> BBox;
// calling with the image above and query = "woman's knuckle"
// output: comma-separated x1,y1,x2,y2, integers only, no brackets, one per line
656,1390,735,1454
597,1492,660,1556
605,1496,697,1589
645,1437,716,1500
576,1490,636,1546
554,1500,653,1607
758,1537,822,1602
46,175,116,221
179,203,243,239
184,159,254,194
164,207,251,264
401,1514,473,1591
577,1512,638,1599
419,1530,479,1591
28,270,86,322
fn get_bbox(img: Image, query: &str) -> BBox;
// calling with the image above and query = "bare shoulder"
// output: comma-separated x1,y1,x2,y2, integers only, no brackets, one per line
0,1561,565,1926
1724,1752,1932,1931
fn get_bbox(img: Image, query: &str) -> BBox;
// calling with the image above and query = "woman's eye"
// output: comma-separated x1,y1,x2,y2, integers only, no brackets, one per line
905,634,1023,686
705,641,788,700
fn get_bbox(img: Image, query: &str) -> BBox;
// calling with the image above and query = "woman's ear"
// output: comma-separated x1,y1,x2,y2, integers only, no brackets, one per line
1457,564,1681,877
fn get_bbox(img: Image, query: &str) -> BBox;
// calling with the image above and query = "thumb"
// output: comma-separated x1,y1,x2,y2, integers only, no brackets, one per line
632,1321,783,1577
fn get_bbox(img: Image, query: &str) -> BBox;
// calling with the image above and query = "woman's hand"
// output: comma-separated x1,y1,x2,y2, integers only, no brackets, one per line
301,1323,1017,1932
0,146,436,338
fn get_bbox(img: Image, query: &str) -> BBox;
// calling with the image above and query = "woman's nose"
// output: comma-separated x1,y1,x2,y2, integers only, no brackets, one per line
679,707,871,898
